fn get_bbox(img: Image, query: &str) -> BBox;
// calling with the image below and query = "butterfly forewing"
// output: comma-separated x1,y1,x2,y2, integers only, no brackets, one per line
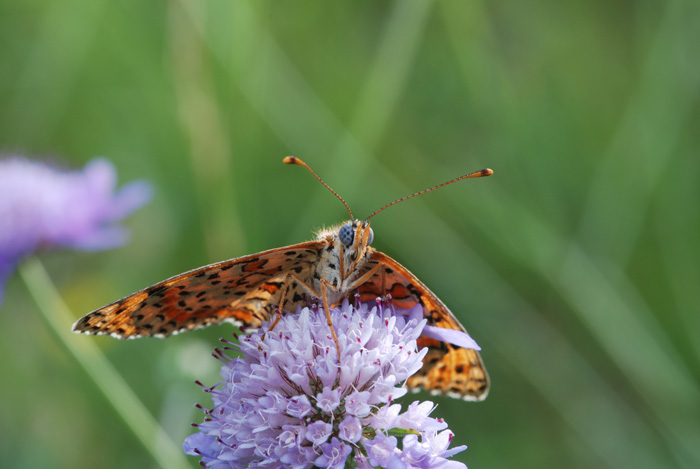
72,240,327,338
356,251,489,401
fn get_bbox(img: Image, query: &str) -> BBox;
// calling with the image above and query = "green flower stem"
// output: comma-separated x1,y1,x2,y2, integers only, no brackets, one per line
19,257,192,469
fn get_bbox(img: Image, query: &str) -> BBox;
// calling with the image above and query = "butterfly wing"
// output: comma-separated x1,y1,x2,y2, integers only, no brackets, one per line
356,250,489,401
72,241,326,339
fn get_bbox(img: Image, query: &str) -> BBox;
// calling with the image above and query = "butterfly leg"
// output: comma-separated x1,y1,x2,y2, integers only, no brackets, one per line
319,278,342,361
347,262,384,291
263,273,294,339
263,273,321,338
261,273,344,362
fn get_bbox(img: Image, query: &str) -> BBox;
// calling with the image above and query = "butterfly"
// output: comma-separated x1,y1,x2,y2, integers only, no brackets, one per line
73,157,492,401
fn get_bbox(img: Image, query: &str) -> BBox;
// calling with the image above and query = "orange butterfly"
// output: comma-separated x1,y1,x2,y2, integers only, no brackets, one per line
73,157,492,401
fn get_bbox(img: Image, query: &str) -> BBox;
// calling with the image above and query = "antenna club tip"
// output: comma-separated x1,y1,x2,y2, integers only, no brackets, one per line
283,156,298,165
483,168,494,176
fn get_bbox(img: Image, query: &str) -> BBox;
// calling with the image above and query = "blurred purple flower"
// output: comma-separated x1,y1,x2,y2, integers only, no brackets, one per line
183,300,469,468
0,157,152,302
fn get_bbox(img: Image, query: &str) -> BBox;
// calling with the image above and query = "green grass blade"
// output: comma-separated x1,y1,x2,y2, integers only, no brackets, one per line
19,258,193,469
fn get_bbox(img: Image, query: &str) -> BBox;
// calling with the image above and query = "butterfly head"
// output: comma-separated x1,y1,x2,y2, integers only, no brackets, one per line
337,219,373,279
338,220,374,249
316,220,374,283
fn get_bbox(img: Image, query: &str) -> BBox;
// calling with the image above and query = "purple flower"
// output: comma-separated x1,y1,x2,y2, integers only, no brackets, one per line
401,431,468,468
338,416,362,443
364,432,401,468
316,386,342,413
287,394,313,418
345,389,372,417
315,437,352,469
184,300,470,468
0,157,151,302
306,420,333,446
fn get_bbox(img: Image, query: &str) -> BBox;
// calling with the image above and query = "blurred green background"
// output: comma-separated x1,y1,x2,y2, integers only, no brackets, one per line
1,0,699,467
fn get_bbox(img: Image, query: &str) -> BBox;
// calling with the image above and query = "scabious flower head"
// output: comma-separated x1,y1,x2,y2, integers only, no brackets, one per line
0,157,152,302
184,299,469,468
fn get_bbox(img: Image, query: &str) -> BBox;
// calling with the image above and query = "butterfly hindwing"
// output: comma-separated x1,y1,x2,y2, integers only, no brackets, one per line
357,250,489,401
72,240,327,339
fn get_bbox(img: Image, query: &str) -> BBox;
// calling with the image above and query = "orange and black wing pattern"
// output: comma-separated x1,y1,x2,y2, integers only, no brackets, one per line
72,241,326,339
357,250,489,401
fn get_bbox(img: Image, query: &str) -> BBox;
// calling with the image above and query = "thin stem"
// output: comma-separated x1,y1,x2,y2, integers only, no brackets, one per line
18,257,192,469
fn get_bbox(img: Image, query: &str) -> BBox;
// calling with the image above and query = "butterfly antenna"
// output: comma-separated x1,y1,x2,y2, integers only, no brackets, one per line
365,168,493,221
284,156,354,219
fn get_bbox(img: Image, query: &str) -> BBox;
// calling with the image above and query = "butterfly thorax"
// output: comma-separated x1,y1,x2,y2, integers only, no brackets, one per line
313,220,374,304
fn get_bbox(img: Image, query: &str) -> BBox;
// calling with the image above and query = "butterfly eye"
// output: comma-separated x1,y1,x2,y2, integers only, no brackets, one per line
367,227,374,245
339,223,354,246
